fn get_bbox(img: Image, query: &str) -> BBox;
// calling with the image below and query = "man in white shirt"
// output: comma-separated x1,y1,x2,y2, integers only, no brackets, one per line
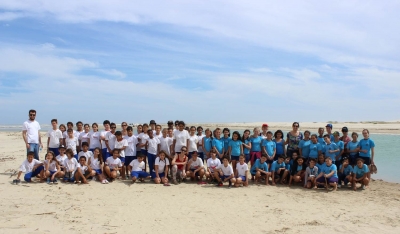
22,109,42,160
46,119,63,156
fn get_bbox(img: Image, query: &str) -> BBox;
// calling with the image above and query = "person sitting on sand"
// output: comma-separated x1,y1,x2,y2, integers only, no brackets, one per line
288,156,307,187
129,154,150,183
304,158,318,189
14,151,44,184
234,155,249,187
214,157,236,188
205,149,221,183
349,158,370,191
270,155,288,185
64,149,79,182
152,150,170,186
43,151,60,184
104,149,122,182
74,156,91,184
186,151,206,184
250,154,270,186
316,157,338,191
338,157,353,188
171,146,188,184
88,147,108,184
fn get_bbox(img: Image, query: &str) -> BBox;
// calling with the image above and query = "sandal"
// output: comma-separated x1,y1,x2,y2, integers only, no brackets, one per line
163,183,171,186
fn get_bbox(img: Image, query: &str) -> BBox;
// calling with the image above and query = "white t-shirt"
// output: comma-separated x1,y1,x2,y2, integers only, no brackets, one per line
189,157,204,170
100,130,110,148
114,139,128,157
77,163,88,172
106,132,116,152
147,137,160,155
44,160,58,171
63,130,80,140
124,135,138,156
207,158,221,173
88,131,101,149
22,120,41,144
197,135,205,153
64,158,79,172
78,150,93,162
89,155,102,170
154,157,170,173
188,135,199,153
56,155,67,167
173,130,190,152
155,132,162,139
79,131,90,146
19,159,42,173
46,129,63,148
106,157,122,169
236,162,249,177
129,159,145,172
138,133,149,150
216,164,233,176
65,137,79,155
159,137,173,156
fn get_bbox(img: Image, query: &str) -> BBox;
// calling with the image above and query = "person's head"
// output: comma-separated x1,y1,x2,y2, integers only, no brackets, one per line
356,158,364,168
159,150,167,160
185,126,189,131
136,124,143,134
318,127,324,136
115,131,123,140
110,122,117,133
155,124,162,133
292,122,300,131
266,131,273,139
58,145,66,155
318,154,325,164
174,120,179,129
46,151,55,162
76,121,83,131
292,152,298,160
27,151,35,162
325,124,333,133
197,126,203,135
296,156,304,165
93,147,103,163
205,128,211,137
222,128,230,137
167,120,174,128
191,151,198,159
67,129,73,137
239,154,245,163
243,129,250,140
304,130,310,139
147,129,154,138
178,121,185,131
311,134,318,143
333,131,340,140
274,130,284,140
121,122,128,130
262,123,269,132
180,146,187,154
214,128,221,138
284,156,290,164
149,120,156,129
103,120,110,130
67,122,74,130
142,123,149,132
351,132,358,141
277,155,284,163
323,134,331,144
253,127,260,136
51,119,58,129
362,129,370,139
127,126,133,136
190,126,196,135
222,157,229,166
112,149,120,158
79,156,86,165
232,131,241,141
84,124,90,132
137,154,144,162
168,128,173,137
210,149,217,158
342,127,348,135
59,124,66,132
81,142,89,151
28,109,36,120
92,123,98,132
342,157,349,166
309,158,316,167
66,149,74,159
260,154,267,163
325,157,333,166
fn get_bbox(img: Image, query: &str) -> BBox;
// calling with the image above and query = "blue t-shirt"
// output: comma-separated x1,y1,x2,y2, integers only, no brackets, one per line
353,164,369,178
273,139,285,155
333,140,344,159
295,164,304,173
316,162,326,175
322,164,338,178
249,136,262,152
212,138,224,154
358,138,375,157
222,137,231,151
309,142,322,159
339,164,353,176
346,141,359,156
271,160,286,172
317,136,326,146
285,163,291,171
324,143,338,161
262,139,276,156
250,159,268,174
203,137,212,152
229,140,242,156
299,139,311,158
243,139,250,154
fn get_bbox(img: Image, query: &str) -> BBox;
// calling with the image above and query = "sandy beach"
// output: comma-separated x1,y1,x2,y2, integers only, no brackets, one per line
1,122,400,233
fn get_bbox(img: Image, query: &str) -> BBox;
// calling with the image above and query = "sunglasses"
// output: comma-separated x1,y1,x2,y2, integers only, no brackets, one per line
122,125,127,127
181,150,187,152
29,114,36,116
111,127,116,129
293,125,299,127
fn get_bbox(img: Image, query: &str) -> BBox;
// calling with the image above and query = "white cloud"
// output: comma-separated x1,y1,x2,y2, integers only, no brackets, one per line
98,69,126,79
0,11,23,21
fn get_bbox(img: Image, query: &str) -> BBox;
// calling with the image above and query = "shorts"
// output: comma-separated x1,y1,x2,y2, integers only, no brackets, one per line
274,169,285,179
102,148,108,162
231,155,239,161
124,156,137,166
190,168,201,177
238,176,246,181
188,151,197,159
220,175,231,181
359,156,371,165
317,176,339,184
49,170,57,176
49,148,60,156
24,165,44,182
73,154,78,160
140,149,148,157
151,172,165,179
244,153,250,163
250,151,261,161
131,171,149,178
119,157,125,163
198,152,204,160
349,153,359,165
94,169,102,175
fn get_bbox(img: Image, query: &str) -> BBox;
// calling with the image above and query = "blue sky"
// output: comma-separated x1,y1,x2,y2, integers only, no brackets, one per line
0,1,399,125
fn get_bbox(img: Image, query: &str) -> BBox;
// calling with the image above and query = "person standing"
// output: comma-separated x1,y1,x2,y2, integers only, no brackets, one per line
22,109,43,160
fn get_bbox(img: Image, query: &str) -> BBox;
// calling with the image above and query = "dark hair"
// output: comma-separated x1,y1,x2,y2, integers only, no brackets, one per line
93,147,103,164
127,126,133,131
184,127,189,131
356,158,364,163
103,120,110,125
232,131,241,140
84,123,90,128
81,142,89,147
67,122,73,126
241,129,250,142
222,156,229,161
92,123,98,127
159,150,168,158
137,153,144,158
213,128,221,138
274,130,284,139
174,120,179,125
292,122,300,127
110,122,116,127
222,128,230,137
76,121,83,126
28,109,36,114
261,154,267,158
27,151,35,156
178,121,185,126
112,149,120,154
197,126,203,131
352,132,358,137
342,157,349,162
79,156,87,161
51,119,57,123
67,129,73,133
309,158,316,163
115,131,122,136
190,126,196,131
267,131,273,135
156,124,162,128
304,130,311,135
311,134,318,138
65,149,74,157
59,124,66,130
142,123,149,128
147,129,153,134
278,154,285,159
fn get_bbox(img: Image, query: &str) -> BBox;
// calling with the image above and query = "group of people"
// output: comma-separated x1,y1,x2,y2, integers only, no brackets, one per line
16,109,376,191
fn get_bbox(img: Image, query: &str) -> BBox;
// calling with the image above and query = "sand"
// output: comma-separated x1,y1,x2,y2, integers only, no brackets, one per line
1,123,400,233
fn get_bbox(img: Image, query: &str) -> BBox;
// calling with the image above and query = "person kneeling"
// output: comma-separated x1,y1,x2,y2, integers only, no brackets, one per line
316,157,338,191
104,149,123,182
234,155,249,187
214,157,236,188
349,158,370,191
186,151,206,184
14,151,44,184
152,150,170,186
129,154,150,183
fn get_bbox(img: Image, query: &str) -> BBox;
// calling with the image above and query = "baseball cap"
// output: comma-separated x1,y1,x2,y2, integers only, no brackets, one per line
167,120,173,125
342,127,348,132
326,124,333,128
333,131,340,136
58,145,66,149
262,123,269,127
150,120,156,125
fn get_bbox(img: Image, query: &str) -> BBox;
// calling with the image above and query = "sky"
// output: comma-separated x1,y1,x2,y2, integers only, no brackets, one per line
0,0,399,125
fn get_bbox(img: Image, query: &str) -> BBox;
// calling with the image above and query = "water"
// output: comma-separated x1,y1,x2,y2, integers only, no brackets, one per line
2,125,399,183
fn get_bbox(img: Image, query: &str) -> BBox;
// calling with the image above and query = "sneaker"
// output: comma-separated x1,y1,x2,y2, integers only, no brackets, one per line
337,184,341,188
173,179,178,185
63,177,68,182
16,179,21,185
53,179,58,184
228,184,232,189
217,182,223,187
362,185,366,190
12,179,17,185
92,177,97,181
46,178,51,184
